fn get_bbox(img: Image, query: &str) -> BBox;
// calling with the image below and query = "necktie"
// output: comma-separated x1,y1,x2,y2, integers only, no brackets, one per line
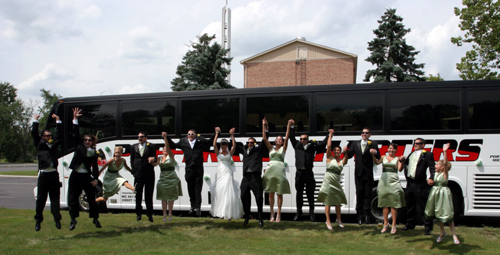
361,142,366,153
140,145,144,156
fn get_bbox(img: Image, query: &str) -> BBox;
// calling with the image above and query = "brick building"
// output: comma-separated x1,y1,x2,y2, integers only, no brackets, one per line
240,37,357,88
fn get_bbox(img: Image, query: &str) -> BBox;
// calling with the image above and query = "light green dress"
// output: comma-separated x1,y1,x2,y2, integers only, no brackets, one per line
156,155,183,201
102,159,129,199
263,147,291,195
425,172,454,223
377,157,405,208
317,159,347,206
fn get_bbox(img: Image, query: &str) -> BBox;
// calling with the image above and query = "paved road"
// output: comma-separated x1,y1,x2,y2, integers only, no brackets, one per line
0,163,38,172
0,176,37,209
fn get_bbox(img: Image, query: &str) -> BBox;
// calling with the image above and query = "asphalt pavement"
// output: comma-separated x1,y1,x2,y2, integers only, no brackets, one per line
0,176,37,210
0,163,38,172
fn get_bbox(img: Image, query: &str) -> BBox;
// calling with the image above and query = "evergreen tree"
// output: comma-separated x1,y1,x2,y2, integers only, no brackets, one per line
171,34,234,91
364,8,425,83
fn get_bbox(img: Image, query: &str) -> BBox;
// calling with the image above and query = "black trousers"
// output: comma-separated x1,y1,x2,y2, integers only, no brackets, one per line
185,166,204,209
295,169,316,213
134,175,155,216
34,171,62,222
405,180,433,231
240,172,263,218
68,171,98,219
354,175,373,217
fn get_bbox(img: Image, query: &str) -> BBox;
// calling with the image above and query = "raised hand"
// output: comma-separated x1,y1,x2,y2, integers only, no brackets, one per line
229,128,235,136
34,114,41,120
162,132,167,139
73,107,82,119
443,143,450,152
51,113,60,121
328,129,334,135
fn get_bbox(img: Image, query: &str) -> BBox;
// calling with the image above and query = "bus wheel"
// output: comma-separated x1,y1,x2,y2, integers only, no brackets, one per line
370,188,391,222
79,191,90,211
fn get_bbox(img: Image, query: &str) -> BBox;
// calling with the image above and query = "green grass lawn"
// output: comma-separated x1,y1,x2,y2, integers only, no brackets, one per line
0,208,497,254
0,170,38,176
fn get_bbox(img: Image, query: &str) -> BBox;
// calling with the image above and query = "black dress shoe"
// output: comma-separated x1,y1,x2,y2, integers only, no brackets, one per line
195,208,201,217
310,214,316,222
93,219,102,228
137,215,142,221
148,215,154,222
364,215,370,224
259,217,264,227
293,213,302,221
189,208,195,216
402,224,414,230
35,222,41,231
55,220,61,229
357,217,363,225
424,230,432,235
69,219,77,231
243,217,250,226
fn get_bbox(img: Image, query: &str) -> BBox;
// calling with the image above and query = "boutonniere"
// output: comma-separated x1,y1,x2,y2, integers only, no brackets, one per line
367,141,372,146
96,151,100,155
197,134,200,137
146,143,150,146
48,139,54,144
422,150,427,154
311,139,316,144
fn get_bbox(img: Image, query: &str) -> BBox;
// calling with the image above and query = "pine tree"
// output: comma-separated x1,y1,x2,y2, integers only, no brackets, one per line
364,8,425,83
171,34,234,91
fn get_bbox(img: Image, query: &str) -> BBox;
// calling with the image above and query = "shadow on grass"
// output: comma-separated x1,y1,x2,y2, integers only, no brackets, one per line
407,236,481,254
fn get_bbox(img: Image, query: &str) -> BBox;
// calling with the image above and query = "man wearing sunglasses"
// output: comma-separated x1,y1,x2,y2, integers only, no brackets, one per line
130,132,157,222
347,128,380,225
400,138,435,235
289,119,328,222
167,129,215,217
32,113,63,231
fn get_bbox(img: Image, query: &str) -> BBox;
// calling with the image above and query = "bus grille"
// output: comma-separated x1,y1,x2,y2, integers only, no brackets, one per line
473,174,500,209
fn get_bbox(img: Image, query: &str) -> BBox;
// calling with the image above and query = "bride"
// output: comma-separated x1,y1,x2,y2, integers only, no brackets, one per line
210,127,243,220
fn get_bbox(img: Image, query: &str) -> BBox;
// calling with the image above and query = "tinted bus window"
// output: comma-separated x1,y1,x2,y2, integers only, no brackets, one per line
122,101,176,136
390,91,461,130
316,93,383,132
468,89,500,130
246,95,309,133
66,103,117,149
182,98,239,134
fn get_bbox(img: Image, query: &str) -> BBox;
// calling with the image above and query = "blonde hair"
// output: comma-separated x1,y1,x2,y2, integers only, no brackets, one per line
115,146,124,153
437,160,452,171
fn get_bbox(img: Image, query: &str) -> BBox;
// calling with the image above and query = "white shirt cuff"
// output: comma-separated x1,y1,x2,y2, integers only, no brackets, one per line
73,119,79,125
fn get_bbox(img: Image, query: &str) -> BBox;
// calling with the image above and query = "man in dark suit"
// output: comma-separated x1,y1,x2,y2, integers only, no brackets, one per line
32,113,62,231
234,131,268,227
130,132,157,222
168,129,215,216
68,107,101,230
401,138,435,235
289,120,328,222
347,128,380,225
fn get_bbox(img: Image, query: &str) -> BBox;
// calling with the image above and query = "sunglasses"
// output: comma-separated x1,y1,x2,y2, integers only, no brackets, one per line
83,138,92,142
361,132,370,134
300,138,308,141
414,142,423,145
247,142,255,144
138,136,146,138
43,134,53,137
187,133,196,136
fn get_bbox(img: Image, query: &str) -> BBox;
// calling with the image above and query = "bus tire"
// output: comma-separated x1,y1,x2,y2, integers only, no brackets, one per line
370,187,391,222
78,190,90,211
78,180,105,212
452,191,463,225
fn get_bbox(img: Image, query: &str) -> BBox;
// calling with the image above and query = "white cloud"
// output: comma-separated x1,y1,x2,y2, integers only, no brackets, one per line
118,83,150,94
78,4,101,19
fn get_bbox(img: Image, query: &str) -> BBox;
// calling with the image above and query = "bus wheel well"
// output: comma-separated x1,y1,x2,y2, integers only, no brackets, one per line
448,181,464,222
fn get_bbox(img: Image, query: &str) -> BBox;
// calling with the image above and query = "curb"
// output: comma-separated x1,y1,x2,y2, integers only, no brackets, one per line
0,175,38,179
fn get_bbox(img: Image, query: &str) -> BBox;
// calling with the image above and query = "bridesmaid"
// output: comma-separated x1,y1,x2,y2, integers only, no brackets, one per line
151,132,183,222
424,143,460,244
317,129,348,230
95,146,135,202
370,143,405,234
262,117,292,222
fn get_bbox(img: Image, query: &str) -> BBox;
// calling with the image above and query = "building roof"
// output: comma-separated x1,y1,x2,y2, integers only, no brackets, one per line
240,37,357,64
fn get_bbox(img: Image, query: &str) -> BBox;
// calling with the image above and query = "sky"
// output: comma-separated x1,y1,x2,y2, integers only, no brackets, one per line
0,0,471,105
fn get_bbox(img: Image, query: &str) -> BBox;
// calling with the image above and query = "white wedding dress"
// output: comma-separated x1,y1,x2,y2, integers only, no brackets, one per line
210,153,243,219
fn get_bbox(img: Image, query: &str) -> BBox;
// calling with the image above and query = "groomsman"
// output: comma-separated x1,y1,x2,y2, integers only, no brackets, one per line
347,128,380,225
32,113,63,231
130,132,157,222
168,129,215,216
289,120,328,222
401,138,435,235
234,128,269,227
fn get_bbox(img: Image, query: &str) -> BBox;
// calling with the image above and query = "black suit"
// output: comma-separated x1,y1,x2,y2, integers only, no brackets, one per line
130,142,157,217
347,139,380,217
234,137,268,219
289,128,328,214
68,122,99,219
32,121,62,223
403,150,435,231
168,135,214,210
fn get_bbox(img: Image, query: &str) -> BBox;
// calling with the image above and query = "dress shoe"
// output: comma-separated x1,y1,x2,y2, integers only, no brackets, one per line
69,219,77,231
293,212,302,221
424,230,432,235
55,220,61,229
93,219,102,228
357,216,363,225
148,215,154,222
364,215,370,224
259,217,264,227
35,222,41,231
310,214,316,222
402,224,414,231
136,215,142,221
195,208,201,217
189,208,195,216
243,217,250,226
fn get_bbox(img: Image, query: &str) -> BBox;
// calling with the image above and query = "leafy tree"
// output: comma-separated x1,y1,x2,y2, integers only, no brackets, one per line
38,88,61,129
0,82,23,161
171,33,234,91
364,8,425,83
451,0,500,80
426,73,445,81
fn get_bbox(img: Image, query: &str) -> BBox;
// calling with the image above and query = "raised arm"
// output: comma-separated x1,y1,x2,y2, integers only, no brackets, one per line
282,119,292,153
442,143,450,179
326,129,334,160
52,113,61,143
213,127,220,156
31,114,41,147
262,117,272,151
72,107,83,145
371,148,383,165
229,128,236,155
342,146,349,165
289,119,297,149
